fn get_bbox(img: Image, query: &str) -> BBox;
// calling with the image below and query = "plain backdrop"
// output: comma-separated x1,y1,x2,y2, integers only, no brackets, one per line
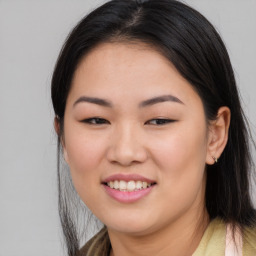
0,1,255,255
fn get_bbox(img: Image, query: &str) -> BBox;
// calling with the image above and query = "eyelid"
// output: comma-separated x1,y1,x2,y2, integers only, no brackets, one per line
81,117,110,125
80,117,176,126
145,118,177,125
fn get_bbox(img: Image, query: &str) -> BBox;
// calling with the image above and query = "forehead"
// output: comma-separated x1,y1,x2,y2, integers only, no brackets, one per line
68,42,202,108
74,41,173,80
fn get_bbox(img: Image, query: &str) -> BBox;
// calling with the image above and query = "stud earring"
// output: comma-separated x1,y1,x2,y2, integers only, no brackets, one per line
212,156,218,163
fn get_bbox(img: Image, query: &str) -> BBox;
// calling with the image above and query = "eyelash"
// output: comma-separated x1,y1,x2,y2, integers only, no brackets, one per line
145,119,176,125
81,117,176,126
82,117,110,125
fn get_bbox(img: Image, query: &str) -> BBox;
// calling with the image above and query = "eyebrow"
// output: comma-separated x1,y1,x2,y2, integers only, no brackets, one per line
139,95,184,107
73,94,184,108
73,96,113,108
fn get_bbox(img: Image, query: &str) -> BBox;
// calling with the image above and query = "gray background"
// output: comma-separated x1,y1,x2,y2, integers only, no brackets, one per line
0,1,255,255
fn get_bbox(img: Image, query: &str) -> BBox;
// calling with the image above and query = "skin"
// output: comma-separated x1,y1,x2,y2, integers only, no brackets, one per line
58,42,230,256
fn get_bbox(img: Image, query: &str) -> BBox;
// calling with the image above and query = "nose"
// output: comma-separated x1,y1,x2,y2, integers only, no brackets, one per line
106,123,148,166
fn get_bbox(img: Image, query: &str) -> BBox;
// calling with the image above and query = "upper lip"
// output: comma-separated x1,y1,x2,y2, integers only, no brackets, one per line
102,174,156,184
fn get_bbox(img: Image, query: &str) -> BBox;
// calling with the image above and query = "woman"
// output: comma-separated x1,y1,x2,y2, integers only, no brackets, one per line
51,0,256,255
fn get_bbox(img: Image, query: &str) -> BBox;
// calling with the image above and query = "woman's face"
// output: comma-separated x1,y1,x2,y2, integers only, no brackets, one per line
63,42,213,235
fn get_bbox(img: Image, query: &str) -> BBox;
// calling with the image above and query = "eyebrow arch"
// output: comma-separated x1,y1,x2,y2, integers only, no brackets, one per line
139,94,184,107
73,94,184,108
73,96,113,108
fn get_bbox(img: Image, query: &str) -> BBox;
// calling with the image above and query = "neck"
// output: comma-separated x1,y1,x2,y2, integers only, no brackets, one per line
108,207,209,256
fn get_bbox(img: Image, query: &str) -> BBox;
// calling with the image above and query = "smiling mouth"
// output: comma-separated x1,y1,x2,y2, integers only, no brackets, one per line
104,180,156,192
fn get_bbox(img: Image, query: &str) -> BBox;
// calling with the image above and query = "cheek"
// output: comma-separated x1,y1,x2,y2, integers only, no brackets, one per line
146,130,208,222
63,130,107,199
66,138,103,172
152,129,207,168
150,123,208,196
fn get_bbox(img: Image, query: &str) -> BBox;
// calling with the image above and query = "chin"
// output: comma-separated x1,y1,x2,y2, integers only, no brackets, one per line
108,224,153,236
103,214,159,236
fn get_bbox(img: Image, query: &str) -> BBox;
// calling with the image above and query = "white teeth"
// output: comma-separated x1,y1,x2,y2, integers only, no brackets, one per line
119,180,127,190
114,180,119,189
109,181,114,189
107,180,153,191
136,181,142,190
127,181,136,191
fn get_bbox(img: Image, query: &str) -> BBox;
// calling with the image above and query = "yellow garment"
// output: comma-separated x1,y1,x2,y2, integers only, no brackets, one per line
193,218,256,256
193,218,225,255
80,218,256,256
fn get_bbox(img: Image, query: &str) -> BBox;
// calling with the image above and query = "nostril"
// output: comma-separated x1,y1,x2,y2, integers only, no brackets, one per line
106,149,148,167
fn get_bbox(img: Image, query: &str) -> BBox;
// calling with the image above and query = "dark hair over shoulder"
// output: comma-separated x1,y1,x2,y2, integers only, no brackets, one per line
51,0,256,255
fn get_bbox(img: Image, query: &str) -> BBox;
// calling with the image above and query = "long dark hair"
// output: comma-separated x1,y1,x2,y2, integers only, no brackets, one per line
51,0,256,255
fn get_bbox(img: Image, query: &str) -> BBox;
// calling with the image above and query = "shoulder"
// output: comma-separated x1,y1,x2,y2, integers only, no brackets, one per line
243,225,256,256
193,218,226,256
193,218,256,256
80,227,110,256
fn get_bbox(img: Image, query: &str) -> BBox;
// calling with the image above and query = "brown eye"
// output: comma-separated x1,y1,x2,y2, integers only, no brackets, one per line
145,119,176,125
81,117,110,125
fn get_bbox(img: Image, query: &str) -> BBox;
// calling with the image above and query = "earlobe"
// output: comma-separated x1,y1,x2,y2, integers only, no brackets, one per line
54,116,60,136
54,116,69,164
206,106,231,165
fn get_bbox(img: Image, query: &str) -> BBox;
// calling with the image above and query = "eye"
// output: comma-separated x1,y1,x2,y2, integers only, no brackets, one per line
145,118,176,125
81,117,110,125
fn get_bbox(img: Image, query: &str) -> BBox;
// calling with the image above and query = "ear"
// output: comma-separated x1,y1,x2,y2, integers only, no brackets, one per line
54,117,69,164
54,116,61,136
206,106,231,165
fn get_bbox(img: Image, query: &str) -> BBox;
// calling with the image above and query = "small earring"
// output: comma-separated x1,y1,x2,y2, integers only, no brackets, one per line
212,156,218,163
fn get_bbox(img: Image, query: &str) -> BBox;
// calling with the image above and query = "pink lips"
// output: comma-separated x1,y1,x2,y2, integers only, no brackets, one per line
102,174,156,203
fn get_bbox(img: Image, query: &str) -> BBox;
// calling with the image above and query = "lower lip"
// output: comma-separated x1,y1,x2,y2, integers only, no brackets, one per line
103,185,154,203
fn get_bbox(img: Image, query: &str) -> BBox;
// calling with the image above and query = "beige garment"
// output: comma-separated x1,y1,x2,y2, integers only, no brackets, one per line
80,218,256,256
193,218,256,256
